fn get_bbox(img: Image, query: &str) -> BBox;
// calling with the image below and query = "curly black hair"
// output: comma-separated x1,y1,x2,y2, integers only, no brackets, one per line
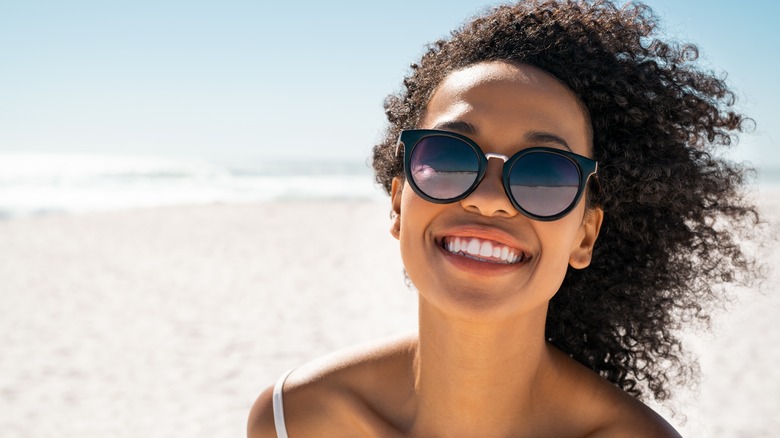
371,0,761,403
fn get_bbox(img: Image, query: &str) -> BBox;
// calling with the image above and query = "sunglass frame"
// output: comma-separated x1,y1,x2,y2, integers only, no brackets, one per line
397,129,598,221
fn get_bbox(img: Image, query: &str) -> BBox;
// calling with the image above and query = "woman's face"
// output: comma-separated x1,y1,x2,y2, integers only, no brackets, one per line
390,61,602,322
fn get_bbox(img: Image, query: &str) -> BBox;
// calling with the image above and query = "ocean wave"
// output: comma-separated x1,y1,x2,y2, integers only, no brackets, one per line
0,153,385,219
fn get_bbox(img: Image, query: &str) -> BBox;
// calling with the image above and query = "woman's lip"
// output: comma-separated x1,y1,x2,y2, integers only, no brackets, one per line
436,242,530,275
435,225,529,256
440,236,527,264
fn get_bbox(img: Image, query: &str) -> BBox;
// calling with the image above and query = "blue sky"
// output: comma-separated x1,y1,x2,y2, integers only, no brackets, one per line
1,1,778,170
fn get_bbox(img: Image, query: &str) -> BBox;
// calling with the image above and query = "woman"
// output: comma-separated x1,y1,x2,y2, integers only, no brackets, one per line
249,1,759,436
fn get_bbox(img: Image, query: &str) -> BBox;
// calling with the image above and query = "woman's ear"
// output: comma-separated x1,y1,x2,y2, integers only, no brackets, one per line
569,207,603,269
390,177,403,240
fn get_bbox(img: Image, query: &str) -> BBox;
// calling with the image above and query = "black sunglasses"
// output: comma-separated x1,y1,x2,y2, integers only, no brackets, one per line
396,129,598,221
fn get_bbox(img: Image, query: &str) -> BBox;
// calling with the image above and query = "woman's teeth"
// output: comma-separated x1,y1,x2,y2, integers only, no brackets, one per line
443,236,524,264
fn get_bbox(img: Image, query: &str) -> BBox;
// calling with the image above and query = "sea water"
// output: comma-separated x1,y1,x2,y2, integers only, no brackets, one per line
1,152,777,220
0,152,386,219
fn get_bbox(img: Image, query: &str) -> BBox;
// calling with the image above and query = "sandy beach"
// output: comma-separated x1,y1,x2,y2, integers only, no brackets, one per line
0,194,777,437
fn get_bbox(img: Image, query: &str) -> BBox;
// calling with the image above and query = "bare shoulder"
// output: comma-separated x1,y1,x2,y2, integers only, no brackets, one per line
248,334,416,437
586,393,682,438
550,348,681,438
247,384,277,438
583,386,681,438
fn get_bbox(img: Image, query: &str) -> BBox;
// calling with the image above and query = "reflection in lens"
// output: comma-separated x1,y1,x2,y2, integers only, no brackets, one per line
410,136,480,200
508,152,580,217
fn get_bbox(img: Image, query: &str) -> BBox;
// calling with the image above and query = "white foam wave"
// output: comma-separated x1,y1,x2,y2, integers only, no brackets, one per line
0,153,385,219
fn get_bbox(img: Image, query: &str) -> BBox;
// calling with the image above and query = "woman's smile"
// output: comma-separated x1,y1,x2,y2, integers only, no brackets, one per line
441,235,527,265
434,224,533,276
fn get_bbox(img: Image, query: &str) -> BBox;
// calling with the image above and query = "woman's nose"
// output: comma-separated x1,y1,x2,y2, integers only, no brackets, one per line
460,158,518,218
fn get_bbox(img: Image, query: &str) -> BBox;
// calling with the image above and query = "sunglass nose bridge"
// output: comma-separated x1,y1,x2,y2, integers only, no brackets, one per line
484,152,509,163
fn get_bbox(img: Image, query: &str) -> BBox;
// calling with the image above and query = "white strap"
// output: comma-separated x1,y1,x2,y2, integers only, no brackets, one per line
272,369,295,438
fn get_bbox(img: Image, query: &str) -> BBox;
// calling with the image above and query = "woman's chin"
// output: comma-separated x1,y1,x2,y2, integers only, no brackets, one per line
415,280,551,325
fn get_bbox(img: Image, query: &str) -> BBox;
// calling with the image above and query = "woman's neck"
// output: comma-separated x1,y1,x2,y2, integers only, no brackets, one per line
408,299,555,437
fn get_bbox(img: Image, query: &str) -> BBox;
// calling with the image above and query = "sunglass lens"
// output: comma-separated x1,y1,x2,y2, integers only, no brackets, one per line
410,136,480,200
508,152,580,217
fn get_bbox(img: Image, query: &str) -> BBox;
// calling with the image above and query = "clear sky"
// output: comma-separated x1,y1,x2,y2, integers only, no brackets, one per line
2,1,778,170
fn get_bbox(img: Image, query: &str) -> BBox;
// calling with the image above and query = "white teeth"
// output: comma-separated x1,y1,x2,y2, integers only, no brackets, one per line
467,238,481,255
479,241,493,257
443,236,525,264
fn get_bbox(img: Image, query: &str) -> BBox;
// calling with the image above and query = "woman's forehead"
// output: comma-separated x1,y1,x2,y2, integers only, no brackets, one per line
421,61,592,154
439,62,558,91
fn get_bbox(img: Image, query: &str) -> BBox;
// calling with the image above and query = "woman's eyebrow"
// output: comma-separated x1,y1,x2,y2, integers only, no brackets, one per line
525,131,572,151
431,120,478,135
431,121,572,152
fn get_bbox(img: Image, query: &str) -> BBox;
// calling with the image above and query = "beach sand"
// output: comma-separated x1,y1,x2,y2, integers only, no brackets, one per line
0,194,777,437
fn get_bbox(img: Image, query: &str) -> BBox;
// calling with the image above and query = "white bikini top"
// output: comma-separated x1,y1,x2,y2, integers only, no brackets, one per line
272,369,295,438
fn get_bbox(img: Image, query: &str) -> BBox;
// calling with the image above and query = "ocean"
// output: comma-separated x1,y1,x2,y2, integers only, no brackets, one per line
1,152,777,220
0,152,386,220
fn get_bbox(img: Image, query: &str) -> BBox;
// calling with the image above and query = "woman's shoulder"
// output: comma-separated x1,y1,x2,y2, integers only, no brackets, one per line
549,348,682,438
581,389,681,437
247,334,416,438
583,391,682,438
248,337,681,437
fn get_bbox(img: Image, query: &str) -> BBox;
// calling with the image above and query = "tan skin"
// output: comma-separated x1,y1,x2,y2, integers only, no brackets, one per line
248,61,681,437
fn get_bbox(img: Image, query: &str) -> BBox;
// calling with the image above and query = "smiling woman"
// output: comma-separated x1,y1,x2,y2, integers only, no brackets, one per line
248,1,761,437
